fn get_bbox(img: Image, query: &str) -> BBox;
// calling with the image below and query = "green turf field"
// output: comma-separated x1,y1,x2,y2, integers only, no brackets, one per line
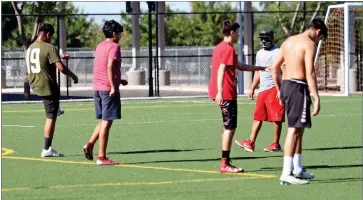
2,95,362,200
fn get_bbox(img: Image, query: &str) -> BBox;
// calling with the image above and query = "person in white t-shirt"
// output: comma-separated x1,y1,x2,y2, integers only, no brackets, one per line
235,30,285,152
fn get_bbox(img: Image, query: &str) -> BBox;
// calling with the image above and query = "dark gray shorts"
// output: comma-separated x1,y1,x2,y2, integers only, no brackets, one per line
280,79,311,128
94,91,121,121
41,91,60,119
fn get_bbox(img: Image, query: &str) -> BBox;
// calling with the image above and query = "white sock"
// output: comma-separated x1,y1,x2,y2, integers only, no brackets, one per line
293,154,303,174
282,156,293,176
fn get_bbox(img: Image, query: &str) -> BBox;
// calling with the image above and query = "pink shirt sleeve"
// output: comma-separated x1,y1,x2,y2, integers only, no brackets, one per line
108,45,121,61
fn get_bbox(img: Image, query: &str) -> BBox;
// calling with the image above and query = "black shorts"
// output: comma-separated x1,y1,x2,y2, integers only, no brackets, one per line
41,91,60,119
215,100,237,130
280,79,311,128
94,91,121,121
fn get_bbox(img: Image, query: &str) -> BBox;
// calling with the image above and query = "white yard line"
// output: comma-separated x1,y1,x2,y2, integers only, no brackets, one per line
3,113,361,129
3,97,361,113
2,94,360,105
2,125,36,128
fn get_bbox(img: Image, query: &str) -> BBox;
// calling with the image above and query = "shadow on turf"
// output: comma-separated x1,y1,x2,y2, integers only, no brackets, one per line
124,155,281,165
249,164,362,172
108,148,211,155
67,148,213,157
304,145,362,151
313,177,363,184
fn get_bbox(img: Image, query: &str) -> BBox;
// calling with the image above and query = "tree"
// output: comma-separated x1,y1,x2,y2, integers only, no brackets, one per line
163,6,197,46
252,2,337,52
190,2,237,46
4,2,97,49
10,1,53,49
83,21,133,49
60,4,97,48
256,2,336,37
119,2,238,47
119,5,174,47
2,2,21,47
274,2,326,36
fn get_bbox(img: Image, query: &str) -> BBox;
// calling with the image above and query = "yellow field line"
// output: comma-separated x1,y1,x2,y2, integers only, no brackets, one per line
2,187,32,192
1,148,14,156
2,176,260,192
2,156,276,179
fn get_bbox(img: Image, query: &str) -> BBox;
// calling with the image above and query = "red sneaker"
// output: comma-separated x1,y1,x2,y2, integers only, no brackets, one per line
83,143,94,160
264,143,282,152
96,157,119,165
235,139,255,152
219,158,244,173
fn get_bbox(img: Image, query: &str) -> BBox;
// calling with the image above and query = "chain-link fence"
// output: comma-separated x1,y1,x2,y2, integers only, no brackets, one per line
3,9,361,101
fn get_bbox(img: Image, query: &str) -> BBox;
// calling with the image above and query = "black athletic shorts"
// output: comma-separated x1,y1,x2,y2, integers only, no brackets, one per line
94,91,121,121
280,79,312,128
41,91,60,119
214,100,238,130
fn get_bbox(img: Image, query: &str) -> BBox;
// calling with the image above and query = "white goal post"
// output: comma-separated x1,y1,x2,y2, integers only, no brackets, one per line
315,2,363,96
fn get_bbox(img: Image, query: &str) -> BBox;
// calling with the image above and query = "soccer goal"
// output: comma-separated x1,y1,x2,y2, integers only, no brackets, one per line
315,3,363,96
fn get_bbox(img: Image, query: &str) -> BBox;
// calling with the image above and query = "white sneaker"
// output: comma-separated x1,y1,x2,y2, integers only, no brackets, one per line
294,169,315,180
280,174,310,185
41,146,64,157
57,108,64,116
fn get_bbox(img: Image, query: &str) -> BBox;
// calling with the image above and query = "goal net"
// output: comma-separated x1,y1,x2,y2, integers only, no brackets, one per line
315,3,363,96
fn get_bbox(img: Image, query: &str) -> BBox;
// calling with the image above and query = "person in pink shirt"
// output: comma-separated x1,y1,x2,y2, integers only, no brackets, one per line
83,20,128,165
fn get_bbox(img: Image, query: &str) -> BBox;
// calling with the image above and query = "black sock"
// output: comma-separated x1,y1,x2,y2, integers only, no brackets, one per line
44,138,53,150
222,151,230,159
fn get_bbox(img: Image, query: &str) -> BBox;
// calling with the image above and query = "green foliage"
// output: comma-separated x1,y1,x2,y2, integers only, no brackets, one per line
120,2,237,47
4,1,352,52
2,2,97,48
119,12,151,48
252,2,336,52
2,2,22,48
190,2,237,46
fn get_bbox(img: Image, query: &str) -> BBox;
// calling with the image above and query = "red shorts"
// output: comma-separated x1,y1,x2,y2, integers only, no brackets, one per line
253,87,285,122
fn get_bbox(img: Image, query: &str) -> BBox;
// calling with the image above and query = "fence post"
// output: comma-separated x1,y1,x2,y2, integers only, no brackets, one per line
243,2,253,93
147,2,154,97
155,2,159,96
154,56,159,96
127,1,146,86
198,47,201,85
237,2,244,95
56,13,61,93
59,1,70,98
251,12,255,66
66,59,69,98
360,37,363,90
1,67,6,89
157,2,169,87
175,49,178,84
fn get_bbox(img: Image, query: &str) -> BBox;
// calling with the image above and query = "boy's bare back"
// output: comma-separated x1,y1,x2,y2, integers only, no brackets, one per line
275,18,328,185
280,34,317,81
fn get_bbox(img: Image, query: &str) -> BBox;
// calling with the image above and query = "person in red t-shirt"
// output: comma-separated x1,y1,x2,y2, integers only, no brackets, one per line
208,20,269,173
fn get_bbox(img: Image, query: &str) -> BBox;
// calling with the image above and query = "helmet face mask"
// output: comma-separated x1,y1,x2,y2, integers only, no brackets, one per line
259,30,274,50
260,37,273,49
